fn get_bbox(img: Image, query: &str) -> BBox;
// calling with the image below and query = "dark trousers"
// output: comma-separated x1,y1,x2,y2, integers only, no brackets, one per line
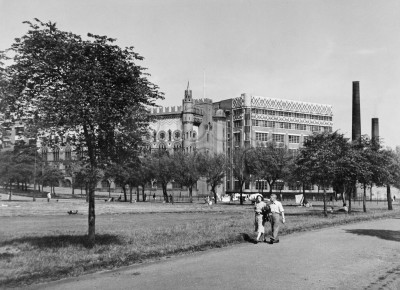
270,213,281,241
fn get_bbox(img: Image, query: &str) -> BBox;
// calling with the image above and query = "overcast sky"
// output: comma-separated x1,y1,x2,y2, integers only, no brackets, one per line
1,0,399,148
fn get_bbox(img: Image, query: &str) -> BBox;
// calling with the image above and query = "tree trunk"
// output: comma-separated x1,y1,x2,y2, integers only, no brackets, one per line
323,187,327,217
129,186,133,203
162,185,169,202
108,184,111,198
363,183,367,212
88,186,95,247
189,186,193,203
387,185,393,210
142,185,145,202
72,181,75,195
136,186,140,202
212,185,217,204
123,186,127,202
9,180,12,200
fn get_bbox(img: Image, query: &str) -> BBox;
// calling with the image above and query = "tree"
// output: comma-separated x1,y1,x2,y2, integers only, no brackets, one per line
1,19,163,245
231,147,252,205
247,143,292,196
136,155,154,201
296,132,351,216
198,153,227,204
382,148,400,210
172,151,202,203
39,165,65,195
152,151,174,203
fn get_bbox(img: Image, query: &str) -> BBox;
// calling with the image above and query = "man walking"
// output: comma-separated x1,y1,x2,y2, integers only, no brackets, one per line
268,193,285,244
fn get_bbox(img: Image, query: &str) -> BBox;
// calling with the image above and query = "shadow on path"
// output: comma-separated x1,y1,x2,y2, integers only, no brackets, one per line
345,229,400,242
241,233,258,244
0,234,123,248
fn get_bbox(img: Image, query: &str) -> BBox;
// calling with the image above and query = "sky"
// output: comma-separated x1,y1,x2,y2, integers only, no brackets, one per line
1,0,399,148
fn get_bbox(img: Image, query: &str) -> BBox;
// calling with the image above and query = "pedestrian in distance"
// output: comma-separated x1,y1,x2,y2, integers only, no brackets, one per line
47,192,51,202
254,194,268,243
268,193,285,244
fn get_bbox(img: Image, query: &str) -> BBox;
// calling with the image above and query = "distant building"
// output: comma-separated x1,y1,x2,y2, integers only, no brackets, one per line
215,93,334,193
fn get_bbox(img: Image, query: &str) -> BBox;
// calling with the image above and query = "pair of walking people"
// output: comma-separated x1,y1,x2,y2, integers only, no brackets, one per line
254,193,285,244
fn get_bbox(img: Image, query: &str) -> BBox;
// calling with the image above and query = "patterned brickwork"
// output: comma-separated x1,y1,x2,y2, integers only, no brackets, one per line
232,95,332,116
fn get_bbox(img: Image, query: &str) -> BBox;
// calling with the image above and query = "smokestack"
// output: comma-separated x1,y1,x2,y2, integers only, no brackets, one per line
371,118,379,141
352,81,361,141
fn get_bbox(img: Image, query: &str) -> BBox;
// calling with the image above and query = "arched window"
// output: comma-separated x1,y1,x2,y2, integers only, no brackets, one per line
65,146,72,160
41,147,48,161
101,180,110,188
173,142,182,152
159,143,166,151
53,147,60,161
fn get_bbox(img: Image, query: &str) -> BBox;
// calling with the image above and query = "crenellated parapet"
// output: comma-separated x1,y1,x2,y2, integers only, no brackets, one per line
152,106,183,115
194,98,213,105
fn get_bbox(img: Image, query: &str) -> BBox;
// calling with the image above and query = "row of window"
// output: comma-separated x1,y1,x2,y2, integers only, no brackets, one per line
41,149,72,161
251,109,332,121
254,181,314,191
252,120,332,132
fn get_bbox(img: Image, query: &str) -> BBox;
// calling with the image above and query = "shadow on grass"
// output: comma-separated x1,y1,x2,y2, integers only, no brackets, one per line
0,234,123,248
345,229,400,242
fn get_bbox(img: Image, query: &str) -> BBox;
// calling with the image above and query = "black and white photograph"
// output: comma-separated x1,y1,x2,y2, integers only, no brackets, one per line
1,1,400,289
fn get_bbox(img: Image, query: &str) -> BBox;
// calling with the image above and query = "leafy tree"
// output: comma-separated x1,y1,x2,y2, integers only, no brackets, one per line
172,151,202,203
1,19,163,245
247,143,292,196
296,132,351,216
231,147,252,205
382,148,400,210
38,165,65,195
198,153,227,204
152,150,174,203
136,155,154,201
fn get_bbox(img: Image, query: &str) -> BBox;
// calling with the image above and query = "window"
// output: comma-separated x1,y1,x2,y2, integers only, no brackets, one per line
173,143,182,151
41,148,48,161
266,121,274,128
234,133,241,145
289,182,301,190
272,134,284,143
255,132,268,141
233,120,242,128
174,130,181,140
65,148,72,160
288,149,298,157
255,181,268,190
295,124,307,130
272,182,285,191
53,147,60,161
289,135,300,143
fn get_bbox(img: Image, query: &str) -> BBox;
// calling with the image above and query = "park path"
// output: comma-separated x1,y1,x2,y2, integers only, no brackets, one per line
24,218,400,290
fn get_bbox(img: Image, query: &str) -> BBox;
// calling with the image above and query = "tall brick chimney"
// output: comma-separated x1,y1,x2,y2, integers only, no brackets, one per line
371,118,379,141
352,81,361,141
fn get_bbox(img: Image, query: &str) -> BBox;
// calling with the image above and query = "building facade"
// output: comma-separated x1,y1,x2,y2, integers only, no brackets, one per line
214,93,334,193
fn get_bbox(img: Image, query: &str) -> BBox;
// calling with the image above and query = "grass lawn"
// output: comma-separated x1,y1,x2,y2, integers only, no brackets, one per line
0,192,399,287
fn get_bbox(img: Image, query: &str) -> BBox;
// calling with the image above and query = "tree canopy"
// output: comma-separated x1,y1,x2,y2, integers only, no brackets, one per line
0,19,163,245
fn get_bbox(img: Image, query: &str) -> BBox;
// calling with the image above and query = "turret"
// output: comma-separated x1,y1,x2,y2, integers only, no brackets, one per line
182,82,194,152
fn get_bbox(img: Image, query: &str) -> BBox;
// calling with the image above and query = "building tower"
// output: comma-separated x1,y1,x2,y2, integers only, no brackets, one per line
182,82,194,152
352,81,361,142
371,118,379,142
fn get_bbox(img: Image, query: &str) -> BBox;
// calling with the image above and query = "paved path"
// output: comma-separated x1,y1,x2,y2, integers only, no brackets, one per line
25,218,400,290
